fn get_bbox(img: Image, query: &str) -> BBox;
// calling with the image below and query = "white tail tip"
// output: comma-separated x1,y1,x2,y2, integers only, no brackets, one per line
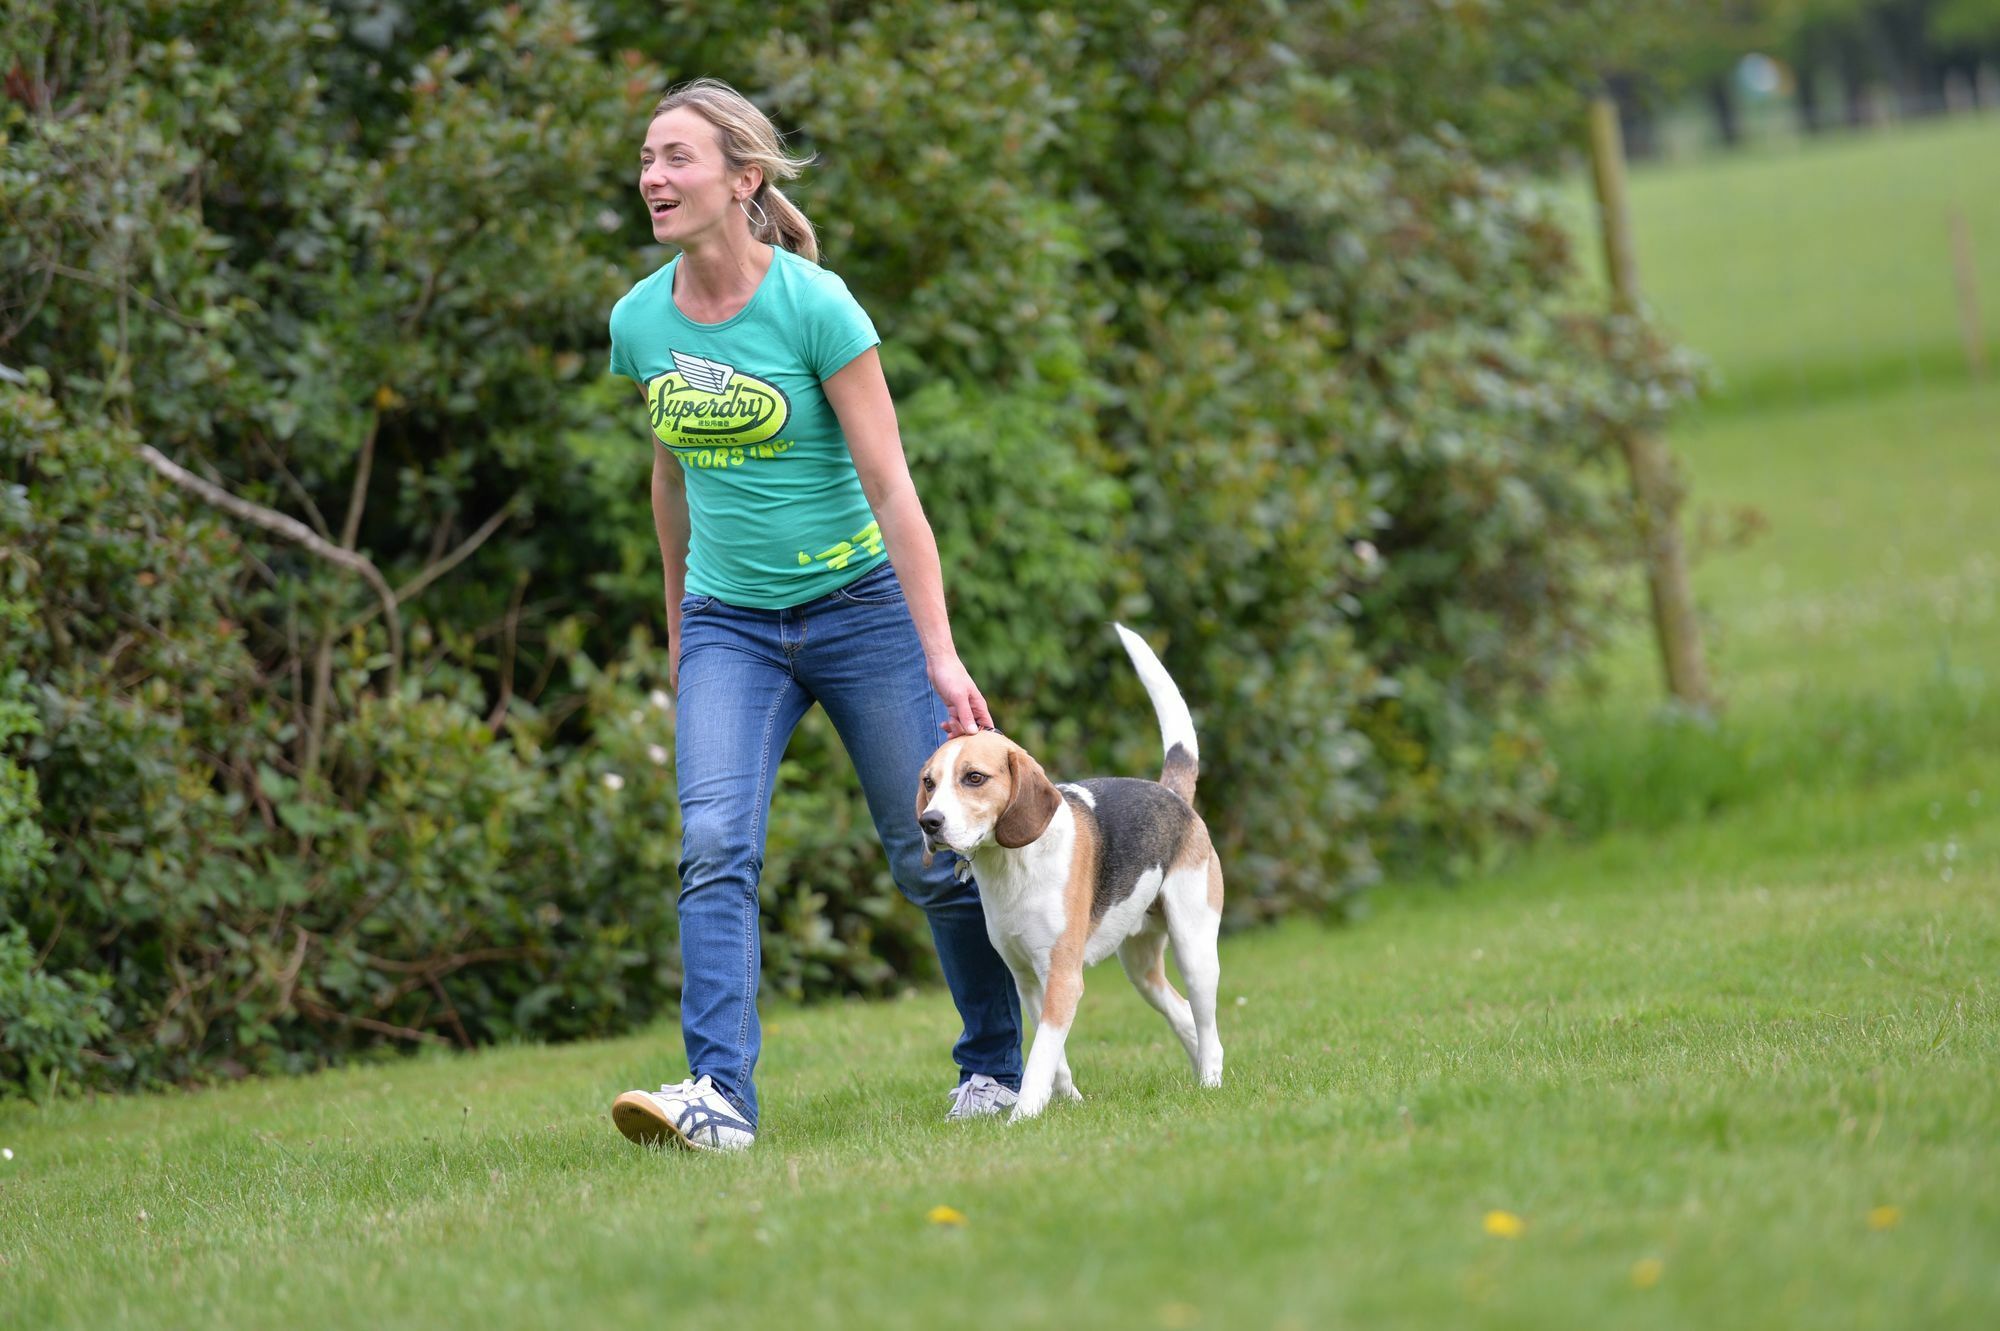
1113,623,1198,765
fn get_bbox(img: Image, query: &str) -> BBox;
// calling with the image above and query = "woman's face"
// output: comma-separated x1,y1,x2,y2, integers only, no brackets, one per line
638,107,755,247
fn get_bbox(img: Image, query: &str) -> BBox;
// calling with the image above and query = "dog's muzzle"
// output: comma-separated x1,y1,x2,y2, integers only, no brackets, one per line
919,810,946,848
918,811,978,877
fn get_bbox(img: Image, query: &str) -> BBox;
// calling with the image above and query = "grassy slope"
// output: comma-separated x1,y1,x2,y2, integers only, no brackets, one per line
6,116,2000,1331
1648,381,1997,700
0,754,1992,1330
1552,377,1999,839
1561,112,2000,410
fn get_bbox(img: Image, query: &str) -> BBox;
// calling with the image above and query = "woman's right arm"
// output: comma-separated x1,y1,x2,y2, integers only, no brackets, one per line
651,440,692,688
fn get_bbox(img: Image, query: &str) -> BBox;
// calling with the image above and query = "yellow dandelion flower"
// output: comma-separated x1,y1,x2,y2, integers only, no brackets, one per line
1867,1205,1902,1231
1630,1257,1665,1289
926,1204,967,1227
1482,1210,1526,1238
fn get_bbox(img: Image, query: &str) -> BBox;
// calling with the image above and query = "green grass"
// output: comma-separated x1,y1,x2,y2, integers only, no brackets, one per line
1561,113,2000,411
1551,376,1999,838
7,111,2000,1331
1668,382,1999,698
2,750,1994,1329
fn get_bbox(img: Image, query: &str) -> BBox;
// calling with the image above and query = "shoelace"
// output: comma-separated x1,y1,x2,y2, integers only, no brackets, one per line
654,1077,755,1141
945,1076,1010,1114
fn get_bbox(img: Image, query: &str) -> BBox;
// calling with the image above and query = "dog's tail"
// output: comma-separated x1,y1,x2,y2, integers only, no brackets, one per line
1114,623,1199,805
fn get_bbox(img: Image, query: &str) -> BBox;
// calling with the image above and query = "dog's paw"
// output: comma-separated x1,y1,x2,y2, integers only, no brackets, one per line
1009,1096,1049,1123
1058,1083,1084,1102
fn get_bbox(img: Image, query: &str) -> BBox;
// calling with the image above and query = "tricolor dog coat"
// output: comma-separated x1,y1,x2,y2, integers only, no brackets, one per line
916,625,1224,1121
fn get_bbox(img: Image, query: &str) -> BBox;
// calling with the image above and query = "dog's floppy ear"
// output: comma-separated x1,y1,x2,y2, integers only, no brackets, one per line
995,746,1063,848
915,758,935,868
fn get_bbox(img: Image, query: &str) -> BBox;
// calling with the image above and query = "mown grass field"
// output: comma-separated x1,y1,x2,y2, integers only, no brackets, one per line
1561,111,2000,411
0,761,1992,1329
4,117,1998,1330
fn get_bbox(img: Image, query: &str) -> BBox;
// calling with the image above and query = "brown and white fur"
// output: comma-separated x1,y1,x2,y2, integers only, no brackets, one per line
916,625,1223,1121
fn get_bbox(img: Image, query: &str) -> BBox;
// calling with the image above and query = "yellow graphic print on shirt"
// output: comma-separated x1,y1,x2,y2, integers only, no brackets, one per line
797,521,884,572
646,349,791,453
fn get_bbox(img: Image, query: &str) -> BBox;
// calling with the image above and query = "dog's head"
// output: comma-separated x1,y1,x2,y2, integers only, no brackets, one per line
915,731,1062,863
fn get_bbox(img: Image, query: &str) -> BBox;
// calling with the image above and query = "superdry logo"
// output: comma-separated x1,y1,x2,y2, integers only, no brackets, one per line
670,349,734,394
646,351,791,450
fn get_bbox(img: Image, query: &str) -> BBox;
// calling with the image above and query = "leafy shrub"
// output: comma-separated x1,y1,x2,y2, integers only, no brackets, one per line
0,924,113,1100
0,662,50,896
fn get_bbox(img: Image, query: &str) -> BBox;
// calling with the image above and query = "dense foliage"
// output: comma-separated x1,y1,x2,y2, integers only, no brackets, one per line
1,0,1690,1093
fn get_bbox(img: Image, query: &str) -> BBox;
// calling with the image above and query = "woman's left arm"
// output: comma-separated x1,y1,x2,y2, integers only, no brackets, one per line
824,346,993,737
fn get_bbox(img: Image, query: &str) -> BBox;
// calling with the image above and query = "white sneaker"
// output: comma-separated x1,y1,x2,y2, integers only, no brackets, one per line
612,1075,756,1152
944,1073,1020,1121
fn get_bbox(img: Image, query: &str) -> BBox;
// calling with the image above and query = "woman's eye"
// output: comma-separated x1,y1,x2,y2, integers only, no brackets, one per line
963,772,986,787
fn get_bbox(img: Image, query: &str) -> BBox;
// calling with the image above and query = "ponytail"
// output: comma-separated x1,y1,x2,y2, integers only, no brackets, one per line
751,184,818,262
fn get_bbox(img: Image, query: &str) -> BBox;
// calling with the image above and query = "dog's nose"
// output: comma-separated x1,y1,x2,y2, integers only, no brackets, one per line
919,810,945,836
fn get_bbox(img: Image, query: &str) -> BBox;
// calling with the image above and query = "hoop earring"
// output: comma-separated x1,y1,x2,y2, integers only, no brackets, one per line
740,195,771,231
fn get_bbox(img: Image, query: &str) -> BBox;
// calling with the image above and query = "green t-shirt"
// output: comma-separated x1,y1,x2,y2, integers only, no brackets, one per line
608,246,886,609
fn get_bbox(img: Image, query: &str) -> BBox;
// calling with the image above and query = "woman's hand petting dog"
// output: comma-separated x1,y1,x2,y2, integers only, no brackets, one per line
928,652,995,736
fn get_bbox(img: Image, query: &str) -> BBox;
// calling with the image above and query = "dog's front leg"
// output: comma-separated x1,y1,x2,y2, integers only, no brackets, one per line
1011,971,1082,1105
1012,963,1083,1122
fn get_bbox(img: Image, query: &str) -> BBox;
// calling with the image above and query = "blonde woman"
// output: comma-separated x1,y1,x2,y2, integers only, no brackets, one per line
606,80,1022,1150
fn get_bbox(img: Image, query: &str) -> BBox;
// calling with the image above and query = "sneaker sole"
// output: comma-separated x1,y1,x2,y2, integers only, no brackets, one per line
611,1090,695,1150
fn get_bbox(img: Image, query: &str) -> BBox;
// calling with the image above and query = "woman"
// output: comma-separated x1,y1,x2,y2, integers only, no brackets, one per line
606,80,1023,1151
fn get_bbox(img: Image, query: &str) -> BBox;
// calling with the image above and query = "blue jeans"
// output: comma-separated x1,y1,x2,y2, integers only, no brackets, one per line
672,560,1023,1127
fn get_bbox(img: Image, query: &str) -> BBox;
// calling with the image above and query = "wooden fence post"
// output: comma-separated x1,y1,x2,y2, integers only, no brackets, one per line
1587,94,1717,713
1951,209,1987,381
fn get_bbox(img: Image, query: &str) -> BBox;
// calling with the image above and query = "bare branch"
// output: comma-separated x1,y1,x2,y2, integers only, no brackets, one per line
340,410,379,550
295,994,450,1047
307,409,386,782
428,976,474,1050
487,570,529,732
43,260,204,331
335,495,523,638
352,945,535,976
249,430,333,540
136,444,402,686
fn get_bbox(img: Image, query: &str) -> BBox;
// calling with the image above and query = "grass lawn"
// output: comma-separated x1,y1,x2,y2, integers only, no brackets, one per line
1,744,1994,1330
3,365,1995,1323
1550,376,1999,839
1560,112,2000,410
6,113,1999,1331
1668,380,1998,700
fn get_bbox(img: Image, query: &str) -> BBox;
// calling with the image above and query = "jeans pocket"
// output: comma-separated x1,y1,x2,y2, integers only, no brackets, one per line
679,593,717,617
833,562,903,605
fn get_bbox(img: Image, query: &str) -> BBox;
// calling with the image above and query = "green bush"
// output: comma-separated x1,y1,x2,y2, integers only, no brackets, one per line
0,924,112,1100
0,371,935,1087
0,661,50,896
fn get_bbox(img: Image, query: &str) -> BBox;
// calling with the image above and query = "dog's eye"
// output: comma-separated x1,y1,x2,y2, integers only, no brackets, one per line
962,771,986,787
922,775,935,792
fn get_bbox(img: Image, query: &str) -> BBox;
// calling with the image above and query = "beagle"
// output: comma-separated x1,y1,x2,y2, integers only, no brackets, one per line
917,625,1224,1121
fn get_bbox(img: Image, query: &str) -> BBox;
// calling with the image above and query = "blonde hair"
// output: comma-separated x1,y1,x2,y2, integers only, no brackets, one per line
652,79,818,262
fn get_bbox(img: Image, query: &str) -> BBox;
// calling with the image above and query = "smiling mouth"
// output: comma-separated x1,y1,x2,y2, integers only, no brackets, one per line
649,199,679,217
